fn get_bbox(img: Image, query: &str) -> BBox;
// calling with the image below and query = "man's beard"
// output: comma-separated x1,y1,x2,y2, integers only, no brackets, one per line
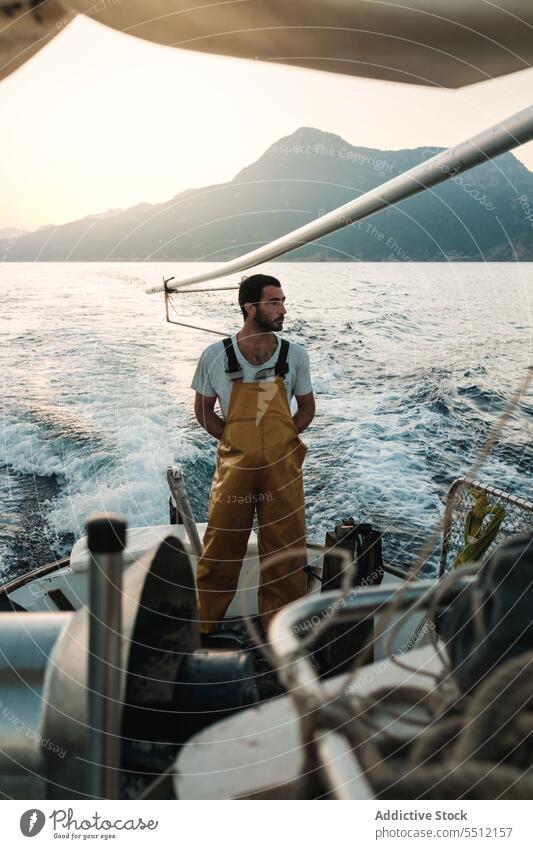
254,305,283,331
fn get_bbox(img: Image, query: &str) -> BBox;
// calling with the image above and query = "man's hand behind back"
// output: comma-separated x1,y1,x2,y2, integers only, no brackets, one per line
194,392,226,440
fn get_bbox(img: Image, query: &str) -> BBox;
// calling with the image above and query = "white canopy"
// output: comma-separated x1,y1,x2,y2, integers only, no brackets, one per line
2,1,533,87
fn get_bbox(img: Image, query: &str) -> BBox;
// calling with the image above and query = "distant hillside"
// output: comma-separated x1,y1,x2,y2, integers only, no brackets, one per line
1,228,29,258
6,127,533,261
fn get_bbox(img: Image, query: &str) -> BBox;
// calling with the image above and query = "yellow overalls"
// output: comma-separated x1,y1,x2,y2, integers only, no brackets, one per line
196,338,308,635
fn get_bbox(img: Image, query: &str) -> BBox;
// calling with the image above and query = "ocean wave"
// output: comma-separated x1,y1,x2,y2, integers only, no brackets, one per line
458,384,509,413
1,261,531,578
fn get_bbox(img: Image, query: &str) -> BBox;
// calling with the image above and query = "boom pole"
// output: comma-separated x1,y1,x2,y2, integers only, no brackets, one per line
146,104,533,295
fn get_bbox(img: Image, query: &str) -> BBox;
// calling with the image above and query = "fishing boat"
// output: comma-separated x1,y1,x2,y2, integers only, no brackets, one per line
1,0,532,801
1,468,531,799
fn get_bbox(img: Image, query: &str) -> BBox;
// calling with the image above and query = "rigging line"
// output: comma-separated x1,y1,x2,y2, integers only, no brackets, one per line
166,294,228,336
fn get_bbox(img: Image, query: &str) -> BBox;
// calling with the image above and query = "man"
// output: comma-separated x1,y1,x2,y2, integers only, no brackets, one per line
191,273,315,635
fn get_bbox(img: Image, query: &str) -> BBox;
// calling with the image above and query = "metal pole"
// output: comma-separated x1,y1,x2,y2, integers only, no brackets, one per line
164,288,228,335
167,466,203,559
87,512,126,800
314,730,373,800
145,103,533,294
172,286,239,293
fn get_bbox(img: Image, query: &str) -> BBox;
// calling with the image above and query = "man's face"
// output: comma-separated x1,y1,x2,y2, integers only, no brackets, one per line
252,285,287,331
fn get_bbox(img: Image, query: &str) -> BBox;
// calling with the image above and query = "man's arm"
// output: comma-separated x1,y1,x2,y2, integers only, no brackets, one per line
194,392,225,439
293,391,315,434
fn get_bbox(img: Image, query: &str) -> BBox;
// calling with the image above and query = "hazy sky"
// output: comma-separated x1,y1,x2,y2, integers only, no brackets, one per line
2,14,533,232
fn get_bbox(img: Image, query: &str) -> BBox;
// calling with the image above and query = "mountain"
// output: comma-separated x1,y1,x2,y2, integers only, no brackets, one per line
1,228,29,260
7,127,533,261
0,228,29,238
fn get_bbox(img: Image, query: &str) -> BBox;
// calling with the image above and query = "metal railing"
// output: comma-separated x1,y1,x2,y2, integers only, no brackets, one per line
439,477,533,577
268,575,476,800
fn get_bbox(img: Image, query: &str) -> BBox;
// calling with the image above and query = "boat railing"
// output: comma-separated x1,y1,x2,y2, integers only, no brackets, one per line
267,573,477,800
439,476,533,577
166,465,203,558
0,557,70,599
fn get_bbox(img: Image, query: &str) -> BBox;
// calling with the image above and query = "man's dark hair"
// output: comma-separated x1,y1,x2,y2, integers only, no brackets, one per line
238,274,281,319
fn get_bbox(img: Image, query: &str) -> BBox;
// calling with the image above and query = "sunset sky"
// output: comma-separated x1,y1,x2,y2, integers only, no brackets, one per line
2,13,533,232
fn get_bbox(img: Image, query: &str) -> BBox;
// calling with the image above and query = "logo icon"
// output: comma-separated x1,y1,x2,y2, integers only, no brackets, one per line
256,379,278,425
20,810,46,837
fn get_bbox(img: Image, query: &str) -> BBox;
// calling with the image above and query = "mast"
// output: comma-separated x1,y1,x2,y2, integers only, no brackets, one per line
146,104,533,295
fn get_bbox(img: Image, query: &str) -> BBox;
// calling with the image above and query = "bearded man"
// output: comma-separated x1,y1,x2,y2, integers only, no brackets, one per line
191,273,315,635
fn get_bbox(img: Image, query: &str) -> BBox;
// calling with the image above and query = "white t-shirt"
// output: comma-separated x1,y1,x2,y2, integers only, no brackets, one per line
191,334,313,420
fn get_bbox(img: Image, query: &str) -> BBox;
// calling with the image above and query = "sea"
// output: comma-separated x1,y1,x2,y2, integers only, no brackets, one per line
1,261,531,582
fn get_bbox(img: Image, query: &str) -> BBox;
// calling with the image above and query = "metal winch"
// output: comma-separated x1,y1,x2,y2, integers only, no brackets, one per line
0,515,256,799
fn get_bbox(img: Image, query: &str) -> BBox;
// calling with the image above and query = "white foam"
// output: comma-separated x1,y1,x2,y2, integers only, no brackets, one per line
1,261,531,572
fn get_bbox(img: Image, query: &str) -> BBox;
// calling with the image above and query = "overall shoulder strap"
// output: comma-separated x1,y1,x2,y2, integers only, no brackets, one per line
274,338,290,378
222,338,244,381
